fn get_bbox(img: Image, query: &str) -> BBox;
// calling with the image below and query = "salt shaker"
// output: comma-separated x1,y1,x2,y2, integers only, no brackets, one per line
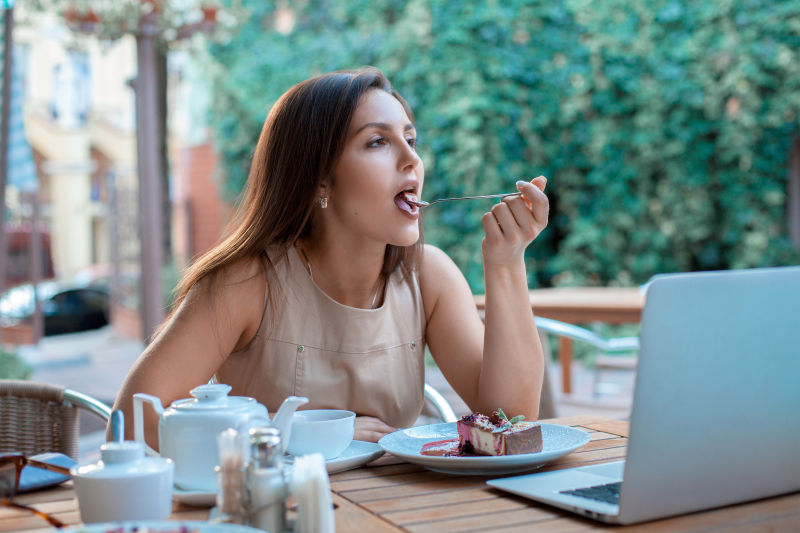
247,426,287,533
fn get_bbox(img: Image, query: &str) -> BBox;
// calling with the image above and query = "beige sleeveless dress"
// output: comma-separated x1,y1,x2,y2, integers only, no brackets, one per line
215,247,426,428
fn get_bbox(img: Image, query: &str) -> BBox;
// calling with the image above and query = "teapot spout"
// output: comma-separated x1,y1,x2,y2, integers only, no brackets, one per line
270,396,309,452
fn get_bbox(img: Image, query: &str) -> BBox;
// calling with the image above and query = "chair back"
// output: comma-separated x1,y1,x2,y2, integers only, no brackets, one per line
0,380,80,459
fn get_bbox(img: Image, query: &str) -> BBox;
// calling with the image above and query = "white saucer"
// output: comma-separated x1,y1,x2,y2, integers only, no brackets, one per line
286,440,384,474
172,486,217,507
325,440,384,473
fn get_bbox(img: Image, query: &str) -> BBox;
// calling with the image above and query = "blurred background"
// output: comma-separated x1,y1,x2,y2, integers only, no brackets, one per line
1,1,799,423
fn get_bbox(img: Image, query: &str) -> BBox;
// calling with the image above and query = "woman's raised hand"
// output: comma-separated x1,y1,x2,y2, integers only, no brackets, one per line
481,176,549,266
354,416,397,442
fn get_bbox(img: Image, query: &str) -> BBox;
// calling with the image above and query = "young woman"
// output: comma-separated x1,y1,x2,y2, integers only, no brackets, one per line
113,67,549,446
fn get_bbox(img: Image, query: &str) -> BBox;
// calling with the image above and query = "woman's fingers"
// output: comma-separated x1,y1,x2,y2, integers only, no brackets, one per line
482,176,550,262
482,210,504,240
513,177,549,226
494,178,549,238
504,195,539,240
354,416,397,442
489,201,519,239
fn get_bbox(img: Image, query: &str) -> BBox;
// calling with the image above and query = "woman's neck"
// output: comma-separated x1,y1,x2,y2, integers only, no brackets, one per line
295,236,386,309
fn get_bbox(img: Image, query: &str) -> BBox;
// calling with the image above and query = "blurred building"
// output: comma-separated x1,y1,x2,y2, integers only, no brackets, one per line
11,8,229,341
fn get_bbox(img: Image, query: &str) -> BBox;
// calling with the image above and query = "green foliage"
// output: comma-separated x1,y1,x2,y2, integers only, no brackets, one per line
163,258,182,310
0,347,33,380
204,0,800,291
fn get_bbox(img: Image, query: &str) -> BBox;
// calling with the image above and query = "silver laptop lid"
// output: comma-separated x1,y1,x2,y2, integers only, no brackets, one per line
619,267,800,524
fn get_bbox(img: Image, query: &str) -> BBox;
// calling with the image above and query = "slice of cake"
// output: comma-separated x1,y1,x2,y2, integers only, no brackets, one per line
457,409,543,456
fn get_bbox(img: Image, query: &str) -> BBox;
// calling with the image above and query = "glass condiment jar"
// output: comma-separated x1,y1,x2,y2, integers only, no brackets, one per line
247,426,287,532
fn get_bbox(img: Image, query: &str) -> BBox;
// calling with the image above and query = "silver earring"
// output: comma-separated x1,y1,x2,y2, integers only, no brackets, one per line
319,196,328,208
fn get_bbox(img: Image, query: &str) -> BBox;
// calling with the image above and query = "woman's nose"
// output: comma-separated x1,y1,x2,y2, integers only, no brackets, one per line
398,143,421,172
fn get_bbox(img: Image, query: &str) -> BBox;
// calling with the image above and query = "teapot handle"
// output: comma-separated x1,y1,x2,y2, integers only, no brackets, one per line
133,393,165,457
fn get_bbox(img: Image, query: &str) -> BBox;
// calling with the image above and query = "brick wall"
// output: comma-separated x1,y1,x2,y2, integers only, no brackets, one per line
173,142,232,267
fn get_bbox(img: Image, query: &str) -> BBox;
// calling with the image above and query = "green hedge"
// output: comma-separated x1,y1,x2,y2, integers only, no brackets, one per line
205,0,800,291
0,347,32,380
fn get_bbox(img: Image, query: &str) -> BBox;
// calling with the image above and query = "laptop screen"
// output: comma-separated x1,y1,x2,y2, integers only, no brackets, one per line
619,267,800,523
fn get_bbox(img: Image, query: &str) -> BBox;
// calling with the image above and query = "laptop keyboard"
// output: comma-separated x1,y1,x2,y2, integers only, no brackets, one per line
560,481,621,505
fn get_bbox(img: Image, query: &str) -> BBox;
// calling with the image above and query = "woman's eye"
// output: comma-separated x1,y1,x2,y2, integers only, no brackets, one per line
406,137,418,150
367,137,386,148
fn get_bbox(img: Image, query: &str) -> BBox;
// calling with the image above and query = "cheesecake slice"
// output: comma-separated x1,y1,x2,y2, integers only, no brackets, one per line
457,410,543,456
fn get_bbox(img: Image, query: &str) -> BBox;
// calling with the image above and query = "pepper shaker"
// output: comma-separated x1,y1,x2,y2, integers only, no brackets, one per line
247,426,287,533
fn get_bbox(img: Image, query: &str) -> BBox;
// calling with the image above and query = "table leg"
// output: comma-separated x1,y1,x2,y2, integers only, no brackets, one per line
559,337,573,394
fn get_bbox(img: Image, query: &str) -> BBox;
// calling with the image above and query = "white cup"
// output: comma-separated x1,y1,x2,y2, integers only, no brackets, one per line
286,409,355,460
71,441,174,523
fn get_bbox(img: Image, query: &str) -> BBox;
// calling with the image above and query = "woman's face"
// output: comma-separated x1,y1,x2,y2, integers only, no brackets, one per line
324,89,424,247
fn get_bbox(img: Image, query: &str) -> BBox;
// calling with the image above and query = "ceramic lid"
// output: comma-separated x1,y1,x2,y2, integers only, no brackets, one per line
169,384,260,412
71,441,173,479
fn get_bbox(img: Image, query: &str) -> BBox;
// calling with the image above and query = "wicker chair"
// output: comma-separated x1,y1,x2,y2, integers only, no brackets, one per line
0,380,112,460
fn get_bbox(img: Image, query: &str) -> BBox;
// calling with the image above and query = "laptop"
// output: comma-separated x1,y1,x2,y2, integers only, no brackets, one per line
487,266,800,524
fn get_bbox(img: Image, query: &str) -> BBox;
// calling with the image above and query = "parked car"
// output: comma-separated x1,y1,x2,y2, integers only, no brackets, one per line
0,271,110,336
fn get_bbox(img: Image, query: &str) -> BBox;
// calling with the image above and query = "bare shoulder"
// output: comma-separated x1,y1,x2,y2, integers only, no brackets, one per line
179,255,267,346
420,244,460,281
218,255,267,292
186,255,266,306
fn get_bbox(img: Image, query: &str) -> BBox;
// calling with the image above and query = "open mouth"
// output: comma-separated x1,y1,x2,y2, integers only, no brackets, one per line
395,190,420,215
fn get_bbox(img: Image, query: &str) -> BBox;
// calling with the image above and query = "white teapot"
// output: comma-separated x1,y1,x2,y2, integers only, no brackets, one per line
133,383,308,492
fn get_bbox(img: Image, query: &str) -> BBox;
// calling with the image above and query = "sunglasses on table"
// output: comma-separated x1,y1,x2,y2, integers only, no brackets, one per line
1,453,72,528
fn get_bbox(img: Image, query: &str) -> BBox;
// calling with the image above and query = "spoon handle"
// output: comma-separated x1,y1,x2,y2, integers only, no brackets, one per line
434,192,521,203
415,192,522,207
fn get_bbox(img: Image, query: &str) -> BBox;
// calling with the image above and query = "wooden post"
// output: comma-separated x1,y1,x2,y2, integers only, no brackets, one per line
0,6,13,339
31,191,43,342
559,337,573,395
789,137,800,251
134,14,165,342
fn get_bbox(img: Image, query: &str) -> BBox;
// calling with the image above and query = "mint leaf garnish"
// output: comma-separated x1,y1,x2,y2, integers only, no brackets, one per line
495,408,524,425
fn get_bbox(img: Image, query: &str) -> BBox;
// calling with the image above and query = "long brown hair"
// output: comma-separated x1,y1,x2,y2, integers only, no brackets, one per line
172,67,423,313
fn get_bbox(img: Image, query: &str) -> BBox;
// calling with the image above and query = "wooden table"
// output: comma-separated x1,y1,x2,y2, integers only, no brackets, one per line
6,415,799,532
475,288,646,393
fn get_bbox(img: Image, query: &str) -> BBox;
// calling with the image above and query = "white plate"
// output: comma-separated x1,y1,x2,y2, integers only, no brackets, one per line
173,486,217,507
66,520,262,532
286,440,384,474
378,422,590,475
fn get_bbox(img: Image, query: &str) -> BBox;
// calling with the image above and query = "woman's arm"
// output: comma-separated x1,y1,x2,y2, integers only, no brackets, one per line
421,177,549,419
110,257,267,449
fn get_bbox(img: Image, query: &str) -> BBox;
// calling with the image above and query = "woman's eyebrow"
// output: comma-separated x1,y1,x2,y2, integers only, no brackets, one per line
354,121,416,135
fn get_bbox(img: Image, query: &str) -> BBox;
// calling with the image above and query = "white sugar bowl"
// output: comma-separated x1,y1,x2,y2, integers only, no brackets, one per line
71,440,174,523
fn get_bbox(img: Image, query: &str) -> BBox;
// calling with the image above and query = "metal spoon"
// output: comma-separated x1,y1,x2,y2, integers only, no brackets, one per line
406,192,522,208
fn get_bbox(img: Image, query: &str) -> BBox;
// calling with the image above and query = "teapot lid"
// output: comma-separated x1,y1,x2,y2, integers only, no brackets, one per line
171,383,259,411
